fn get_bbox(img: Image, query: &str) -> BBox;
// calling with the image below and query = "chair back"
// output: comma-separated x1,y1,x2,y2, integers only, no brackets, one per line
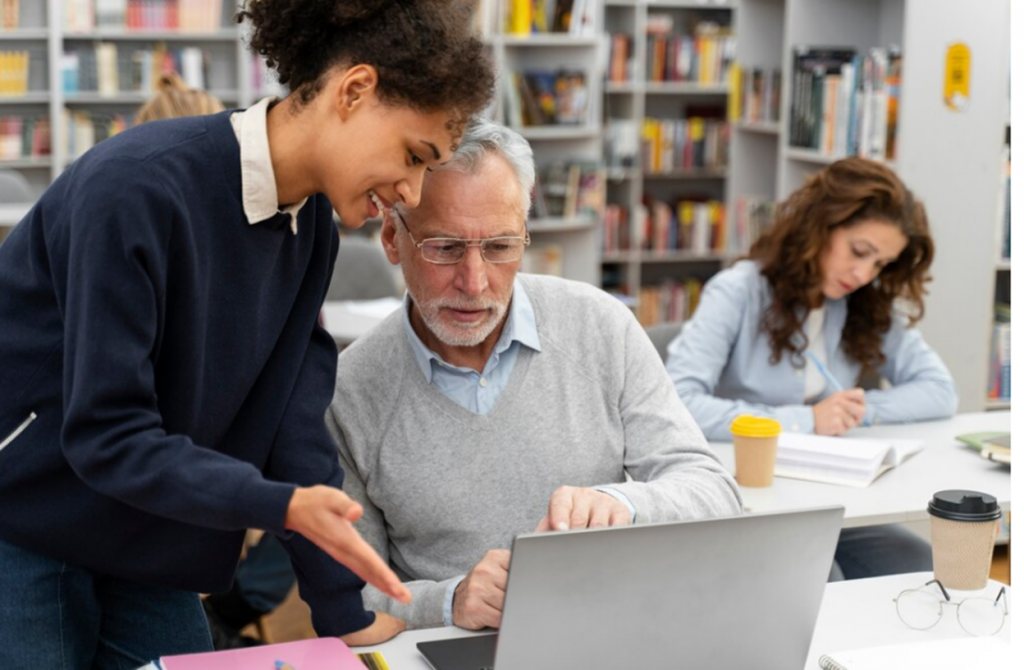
644,321,684,363
326,236,399,301
0,169,34,203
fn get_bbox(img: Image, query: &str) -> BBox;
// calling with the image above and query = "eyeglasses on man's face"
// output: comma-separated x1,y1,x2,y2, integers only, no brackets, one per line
893,579,1009,637
392,209,530,265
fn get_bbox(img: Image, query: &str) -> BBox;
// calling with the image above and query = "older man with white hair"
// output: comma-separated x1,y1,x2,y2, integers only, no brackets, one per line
326,117,742,632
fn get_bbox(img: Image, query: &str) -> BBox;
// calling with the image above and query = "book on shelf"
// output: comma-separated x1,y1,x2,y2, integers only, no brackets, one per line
602,203,629,253
510,70,588,127
988,303,1010,402
0,115,52,160
2,0,18,29
535,160,602,220
607,33,632,83
790,45,900,160
738,67,782,124
65,0,223,32
521,244,564,278
994,144,1010,261
731,196,775,253
64,109,131,159
0,50,30,96
637,278,704,327
63,43,209,95
646,16,734,85
640,114,729,173
639,196,727,253
774,433,924,488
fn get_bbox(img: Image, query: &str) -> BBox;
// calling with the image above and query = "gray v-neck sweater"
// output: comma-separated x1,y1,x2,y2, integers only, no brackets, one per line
327,274,743,628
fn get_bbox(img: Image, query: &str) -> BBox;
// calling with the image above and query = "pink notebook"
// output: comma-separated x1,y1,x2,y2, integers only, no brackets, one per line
160,637,365,670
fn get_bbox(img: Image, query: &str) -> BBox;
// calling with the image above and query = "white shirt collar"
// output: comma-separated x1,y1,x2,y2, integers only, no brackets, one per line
229,97,306,235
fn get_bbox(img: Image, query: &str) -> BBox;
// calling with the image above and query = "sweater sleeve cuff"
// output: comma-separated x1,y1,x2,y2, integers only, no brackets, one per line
443,576,465,627
593,486,637,522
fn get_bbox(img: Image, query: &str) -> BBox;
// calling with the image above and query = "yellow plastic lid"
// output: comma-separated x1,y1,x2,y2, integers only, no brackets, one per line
730,415,782,438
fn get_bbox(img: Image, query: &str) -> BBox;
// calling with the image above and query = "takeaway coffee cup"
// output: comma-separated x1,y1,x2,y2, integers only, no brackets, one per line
928,490,1002,590
729,415,782,487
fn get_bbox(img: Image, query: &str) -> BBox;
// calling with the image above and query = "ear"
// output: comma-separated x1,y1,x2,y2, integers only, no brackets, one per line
380,212,402,266
335,64,379,121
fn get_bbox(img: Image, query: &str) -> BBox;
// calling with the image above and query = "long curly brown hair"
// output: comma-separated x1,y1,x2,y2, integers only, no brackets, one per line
748,157,934,372
237,0,494,129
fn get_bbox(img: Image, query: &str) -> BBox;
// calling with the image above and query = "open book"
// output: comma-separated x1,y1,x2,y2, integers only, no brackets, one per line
774,433,924,488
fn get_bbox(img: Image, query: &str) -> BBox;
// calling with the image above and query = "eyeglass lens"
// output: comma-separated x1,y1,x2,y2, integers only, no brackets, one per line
421,238,526,264
895,586,1006,636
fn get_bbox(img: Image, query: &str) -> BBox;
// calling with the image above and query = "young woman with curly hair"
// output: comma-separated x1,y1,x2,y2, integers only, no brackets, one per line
665,157,956,580
0,0,494,664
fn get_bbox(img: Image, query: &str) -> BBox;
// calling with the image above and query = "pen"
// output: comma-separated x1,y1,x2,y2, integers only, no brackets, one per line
806,351,844,394
807,351,868,426
275,661,297,670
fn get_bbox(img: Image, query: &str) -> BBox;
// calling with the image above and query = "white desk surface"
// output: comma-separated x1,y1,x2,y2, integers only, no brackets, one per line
321,299,400,346
713,412,1010,528
0,203,32,227
351,573,1010,669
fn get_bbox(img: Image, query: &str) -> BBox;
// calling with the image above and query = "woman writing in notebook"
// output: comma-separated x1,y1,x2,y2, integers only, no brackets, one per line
665,157,957,578
0,0,493,665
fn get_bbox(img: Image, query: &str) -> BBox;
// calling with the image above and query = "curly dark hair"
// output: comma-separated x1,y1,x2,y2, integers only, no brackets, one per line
748,157,934,373
237,0,494,129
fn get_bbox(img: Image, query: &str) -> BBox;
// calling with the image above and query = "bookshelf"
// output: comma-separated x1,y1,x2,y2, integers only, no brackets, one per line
481,0,605,286
0,0,275,204
601,0,737,324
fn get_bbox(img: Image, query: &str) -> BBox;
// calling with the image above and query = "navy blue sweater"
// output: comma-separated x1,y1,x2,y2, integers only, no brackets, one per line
0,111,373,635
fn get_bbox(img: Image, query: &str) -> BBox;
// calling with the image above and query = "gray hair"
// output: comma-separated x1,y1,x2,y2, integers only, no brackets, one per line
436,116,536,218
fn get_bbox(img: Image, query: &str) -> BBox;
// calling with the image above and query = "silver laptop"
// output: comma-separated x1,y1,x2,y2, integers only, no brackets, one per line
418,506,843,670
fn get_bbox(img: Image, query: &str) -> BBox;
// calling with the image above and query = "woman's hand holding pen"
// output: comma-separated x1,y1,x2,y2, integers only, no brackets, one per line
285,485,412,605
813,388,866,436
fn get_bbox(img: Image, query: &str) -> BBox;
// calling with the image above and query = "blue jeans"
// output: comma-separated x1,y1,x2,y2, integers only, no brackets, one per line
830,524,933,581
0,536,213,669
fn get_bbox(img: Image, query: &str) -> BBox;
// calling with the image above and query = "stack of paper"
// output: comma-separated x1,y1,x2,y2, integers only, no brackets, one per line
774,433,924,488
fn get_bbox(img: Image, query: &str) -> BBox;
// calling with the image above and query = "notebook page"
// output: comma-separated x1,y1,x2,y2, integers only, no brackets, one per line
818,636,1011,669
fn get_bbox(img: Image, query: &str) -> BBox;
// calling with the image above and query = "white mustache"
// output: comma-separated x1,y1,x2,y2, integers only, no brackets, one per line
429,298,498,313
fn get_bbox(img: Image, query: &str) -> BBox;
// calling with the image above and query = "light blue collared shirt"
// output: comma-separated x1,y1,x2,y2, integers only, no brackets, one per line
403,277,637,625
666,260,959,441
402,278,542,415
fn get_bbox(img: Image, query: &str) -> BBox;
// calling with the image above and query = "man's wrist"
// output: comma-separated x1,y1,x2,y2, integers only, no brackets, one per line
593,486,637,523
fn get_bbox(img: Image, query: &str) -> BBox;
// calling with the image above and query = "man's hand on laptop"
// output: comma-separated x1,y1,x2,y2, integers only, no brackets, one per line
453,549,510,630
534,486,632,532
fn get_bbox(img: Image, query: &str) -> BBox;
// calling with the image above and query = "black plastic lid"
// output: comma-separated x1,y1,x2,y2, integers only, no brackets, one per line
928,490,1002,522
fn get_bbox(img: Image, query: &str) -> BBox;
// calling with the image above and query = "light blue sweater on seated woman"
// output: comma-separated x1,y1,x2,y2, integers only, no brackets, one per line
665,260,959,442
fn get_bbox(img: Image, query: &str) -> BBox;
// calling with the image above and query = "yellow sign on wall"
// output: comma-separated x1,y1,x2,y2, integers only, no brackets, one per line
944,43,971,111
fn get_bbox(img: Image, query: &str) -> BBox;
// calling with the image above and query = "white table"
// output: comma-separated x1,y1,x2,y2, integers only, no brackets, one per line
351,573,1010,669
713,412,1010,528
320,298,401,346
805,573,1011,669
0,203,32,227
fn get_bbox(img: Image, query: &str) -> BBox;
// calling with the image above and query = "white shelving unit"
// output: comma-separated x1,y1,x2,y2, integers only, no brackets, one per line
484,0,605,286
0,0,269,202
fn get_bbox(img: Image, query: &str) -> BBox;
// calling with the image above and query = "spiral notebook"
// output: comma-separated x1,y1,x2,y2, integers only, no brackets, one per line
818,636,1012,669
